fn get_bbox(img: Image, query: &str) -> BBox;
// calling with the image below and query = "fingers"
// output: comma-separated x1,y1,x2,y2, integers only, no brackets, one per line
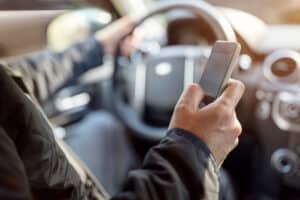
176,84,204,111
217,79,245,109
110,16,141,55
232,113,242,137
95,16,138,55
113,16,137,31
110,17,136,39
121,28,144,56
96,16,136,40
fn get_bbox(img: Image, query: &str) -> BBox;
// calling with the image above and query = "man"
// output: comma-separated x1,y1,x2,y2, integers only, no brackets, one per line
2,17,141,196
0,16,245,199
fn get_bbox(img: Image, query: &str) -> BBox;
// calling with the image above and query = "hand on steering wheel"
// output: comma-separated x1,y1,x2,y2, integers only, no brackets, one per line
95,16,143,56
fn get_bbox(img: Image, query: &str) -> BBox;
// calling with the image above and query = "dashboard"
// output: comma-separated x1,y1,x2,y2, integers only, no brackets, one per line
165,7,300,191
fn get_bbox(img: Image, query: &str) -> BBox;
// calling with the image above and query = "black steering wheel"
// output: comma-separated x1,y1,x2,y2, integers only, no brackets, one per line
113,0,236,141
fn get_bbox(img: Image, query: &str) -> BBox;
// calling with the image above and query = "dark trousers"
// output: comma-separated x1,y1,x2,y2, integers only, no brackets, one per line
64,111,138,196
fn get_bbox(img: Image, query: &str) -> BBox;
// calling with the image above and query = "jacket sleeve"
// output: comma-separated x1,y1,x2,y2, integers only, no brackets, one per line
3,37,104,104
112,128,220,200
0,64,92,200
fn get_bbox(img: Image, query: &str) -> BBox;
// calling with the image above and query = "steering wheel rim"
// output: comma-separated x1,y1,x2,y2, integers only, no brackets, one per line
133,0,236,41
113,0,237,141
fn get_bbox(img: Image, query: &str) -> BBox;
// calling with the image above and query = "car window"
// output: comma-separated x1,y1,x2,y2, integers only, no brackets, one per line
207,0,300,24
0,0,114,11
152,0,300,24
0,0,78,10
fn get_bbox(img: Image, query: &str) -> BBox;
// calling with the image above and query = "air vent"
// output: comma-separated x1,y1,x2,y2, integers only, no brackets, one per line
263,50,300,84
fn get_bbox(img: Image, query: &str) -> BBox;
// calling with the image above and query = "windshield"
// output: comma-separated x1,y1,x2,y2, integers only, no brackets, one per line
154,0,300,24
207,0,300,24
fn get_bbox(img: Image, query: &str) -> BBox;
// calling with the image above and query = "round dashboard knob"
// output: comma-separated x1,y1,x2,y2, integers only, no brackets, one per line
271,149,299,175
263,50,300,84
272,92,300,132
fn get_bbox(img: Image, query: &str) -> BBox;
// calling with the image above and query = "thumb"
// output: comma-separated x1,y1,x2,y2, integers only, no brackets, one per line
176,84,204,111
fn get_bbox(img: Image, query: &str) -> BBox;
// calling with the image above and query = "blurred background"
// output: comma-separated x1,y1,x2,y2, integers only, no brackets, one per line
1,0,300,23
1,1,300,200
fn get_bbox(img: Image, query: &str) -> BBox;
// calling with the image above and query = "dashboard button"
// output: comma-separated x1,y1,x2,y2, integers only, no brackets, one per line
271,149,299,175
272,92,300,132
285,104,300,120
239,54,252,71
256,101,271,120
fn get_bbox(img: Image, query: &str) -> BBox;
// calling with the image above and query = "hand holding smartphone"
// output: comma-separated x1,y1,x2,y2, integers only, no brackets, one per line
199,41,241,104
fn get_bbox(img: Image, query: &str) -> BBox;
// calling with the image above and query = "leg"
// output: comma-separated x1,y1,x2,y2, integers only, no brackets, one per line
64,111,138,195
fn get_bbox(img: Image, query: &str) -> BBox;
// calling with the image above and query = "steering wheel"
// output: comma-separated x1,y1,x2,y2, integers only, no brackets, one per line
113,0,236,141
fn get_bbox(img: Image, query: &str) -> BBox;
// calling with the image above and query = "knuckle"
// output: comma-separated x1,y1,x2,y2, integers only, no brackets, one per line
211,103,231,122
231,79,245,93
233,138,239,148
217,101,230,112
236,80,246,91
232,122,242,136
185,84,200,96
216,103,232,120
224,110,233,121
175,104,191,116
189,83,200,91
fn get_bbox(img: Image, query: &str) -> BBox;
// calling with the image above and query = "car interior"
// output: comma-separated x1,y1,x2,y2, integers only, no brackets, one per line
0,0,300,199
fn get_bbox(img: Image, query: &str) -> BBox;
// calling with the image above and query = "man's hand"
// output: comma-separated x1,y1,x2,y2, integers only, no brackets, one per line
169,79,245,168
95,16,142,55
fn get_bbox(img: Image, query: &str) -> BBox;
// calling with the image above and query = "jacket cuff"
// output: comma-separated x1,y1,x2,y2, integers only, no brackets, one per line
71,36,105,72
167,128,219,171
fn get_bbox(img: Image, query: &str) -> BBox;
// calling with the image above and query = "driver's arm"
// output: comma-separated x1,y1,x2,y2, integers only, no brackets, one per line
3,37,104,103
0,70,243,199
112,81,245,200
1,17,135,104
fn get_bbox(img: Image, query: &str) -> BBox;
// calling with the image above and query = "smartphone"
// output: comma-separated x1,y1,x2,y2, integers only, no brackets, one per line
199,41,241,103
